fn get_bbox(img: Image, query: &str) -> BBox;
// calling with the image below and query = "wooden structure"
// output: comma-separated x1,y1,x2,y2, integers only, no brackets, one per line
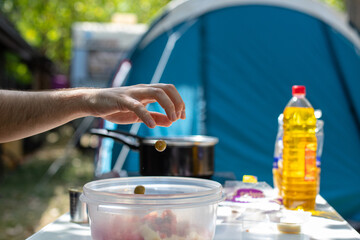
0,13,53,90
0,14,54,176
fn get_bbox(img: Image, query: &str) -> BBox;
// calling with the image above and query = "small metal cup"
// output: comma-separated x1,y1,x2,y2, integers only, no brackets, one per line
69,187,88,223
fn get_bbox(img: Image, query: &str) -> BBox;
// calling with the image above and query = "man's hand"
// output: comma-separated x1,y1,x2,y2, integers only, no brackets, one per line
0,84,186,143
84,84,186,128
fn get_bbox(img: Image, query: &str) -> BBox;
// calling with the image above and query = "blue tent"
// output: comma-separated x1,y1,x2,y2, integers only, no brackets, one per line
96,0,360,221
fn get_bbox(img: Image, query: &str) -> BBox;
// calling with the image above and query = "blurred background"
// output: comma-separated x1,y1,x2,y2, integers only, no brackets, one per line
0,0,357,239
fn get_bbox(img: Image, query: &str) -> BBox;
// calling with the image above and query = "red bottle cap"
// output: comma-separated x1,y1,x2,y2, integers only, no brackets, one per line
292,85,306,95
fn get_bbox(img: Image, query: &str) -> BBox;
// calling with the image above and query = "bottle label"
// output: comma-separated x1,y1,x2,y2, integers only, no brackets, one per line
304,145,316,181
273,157,279,169
316,156,321,168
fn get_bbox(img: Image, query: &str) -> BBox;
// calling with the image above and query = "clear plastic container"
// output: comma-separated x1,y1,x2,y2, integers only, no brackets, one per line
282,85,318,211
80,176,225,240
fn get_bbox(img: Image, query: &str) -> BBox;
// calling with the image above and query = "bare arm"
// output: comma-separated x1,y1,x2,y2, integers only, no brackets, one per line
0,84,185,143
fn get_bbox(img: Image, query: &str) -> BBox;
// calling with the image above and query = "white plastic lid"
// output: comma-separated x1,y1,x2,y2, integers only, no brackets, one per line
81,177,225,209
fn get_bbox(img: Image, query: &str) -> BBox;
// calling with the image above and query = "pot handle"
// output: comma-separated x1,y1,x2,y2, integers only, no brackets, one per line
89,128,142,150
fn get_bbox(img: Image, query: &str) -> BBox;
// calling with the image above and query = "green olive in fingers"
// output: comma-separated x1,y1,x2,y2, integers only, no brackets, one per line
134,185,145,194
155,140,167,152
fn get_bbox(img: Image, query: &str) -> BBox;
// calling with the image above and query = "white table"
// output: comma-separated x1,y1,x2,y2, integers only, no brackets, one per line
27,196,360,240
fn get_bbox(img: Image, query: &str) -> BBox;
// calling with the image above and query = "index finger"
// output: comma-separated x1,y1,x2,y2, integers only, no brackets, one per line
151,84,186,119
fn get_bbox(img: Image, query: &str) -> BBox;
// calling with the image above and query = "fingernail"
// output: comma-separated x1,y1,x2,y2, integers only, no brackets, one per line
171,112,177,121
181,110,186,119
148,119,156,128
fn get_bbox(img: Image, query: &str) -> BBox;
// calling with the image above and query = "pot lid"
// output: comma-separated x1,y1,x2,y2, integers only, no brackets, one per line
142,135,219,147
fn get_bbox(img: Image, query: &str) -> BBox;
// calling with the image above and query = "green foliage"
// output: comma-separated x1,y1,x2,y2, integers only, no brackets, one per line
0,125,95,239
3,53,32,88
0,0,170,74
319,0,346,11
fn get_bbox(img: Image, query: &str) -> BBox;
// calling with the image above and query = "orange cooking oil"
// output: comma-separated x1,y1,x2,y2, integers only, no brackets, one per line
282,86,318,211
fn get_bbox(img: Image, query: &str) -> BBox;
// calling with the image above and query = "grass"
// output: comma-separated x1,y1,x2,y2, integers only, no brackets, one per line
0,124,95,240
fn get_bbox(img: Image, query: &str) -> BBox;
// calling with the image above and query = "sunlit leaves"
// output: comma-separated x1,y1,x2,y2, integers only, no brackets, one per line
24,29,39,44
74,2,85,12
0,0,171,75
319,0,345,11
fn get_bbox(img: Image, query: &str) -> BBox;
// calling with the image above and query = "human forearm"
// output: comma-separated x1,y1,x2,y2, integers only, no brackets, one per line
0,89,89,143
0,84,186,143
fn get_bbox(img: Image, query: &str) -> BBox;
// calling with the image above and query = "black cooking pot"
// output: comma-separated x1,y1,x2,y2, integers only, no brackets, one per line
90,128,218,178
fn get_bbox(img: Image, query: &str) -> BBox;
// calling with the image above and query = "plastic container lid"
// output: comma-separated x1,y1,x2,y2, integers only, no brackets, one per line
292,85,306,96
81,177,225,209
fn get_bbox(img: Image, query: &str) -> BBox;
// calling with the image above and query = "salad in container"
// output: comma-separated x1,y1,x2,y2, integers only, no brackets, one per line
80,177,225,240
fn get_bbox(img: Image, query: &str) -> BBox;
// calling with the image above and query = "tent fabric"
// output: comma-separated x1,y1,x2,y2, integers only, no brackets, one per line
96,0,360,220
139,0,360,49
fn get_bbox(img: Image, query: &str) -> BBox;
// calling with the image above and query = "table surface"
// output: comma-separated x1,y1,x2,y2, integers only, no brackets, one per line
27,196,360,240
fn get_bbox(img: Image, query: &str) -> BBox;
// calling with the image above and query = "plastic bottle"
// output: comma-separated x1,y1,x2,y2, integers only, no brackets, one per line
315,118,324,194
273,111,324,199
281,85,318,211
273,114,283,197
